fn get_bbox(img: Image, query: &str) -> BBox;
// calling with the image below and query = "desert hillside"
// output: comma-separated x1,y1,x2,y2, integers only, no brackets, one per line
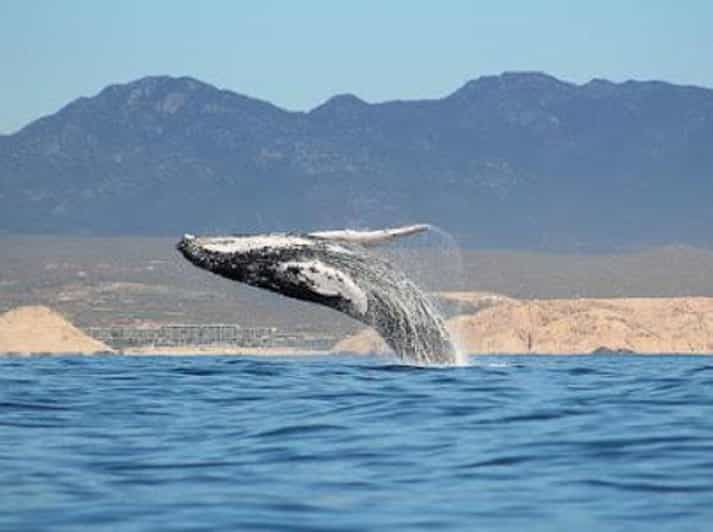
0,306,112,354
334,295,713,355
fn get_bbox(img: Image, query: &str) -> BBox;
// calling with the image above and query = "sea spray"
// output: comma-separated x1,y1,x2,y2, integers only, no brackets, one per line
355,252,455,365
376,223,469,365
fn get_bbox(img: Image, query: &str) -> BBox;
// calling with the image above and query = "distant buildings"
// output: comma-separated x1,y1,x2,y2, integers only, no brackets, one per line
87,323,339,351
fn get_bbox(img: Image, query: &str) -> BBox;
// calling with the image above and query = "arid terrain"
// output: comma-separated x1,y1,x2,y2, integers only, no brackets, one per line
4,294,713,355
0,306,111,354
336,294,713,355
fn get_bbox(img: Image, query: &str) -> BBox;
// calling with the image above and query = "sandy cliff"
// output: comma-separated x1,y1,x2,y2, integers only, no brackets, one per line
0,306,112,354
334,295,713,355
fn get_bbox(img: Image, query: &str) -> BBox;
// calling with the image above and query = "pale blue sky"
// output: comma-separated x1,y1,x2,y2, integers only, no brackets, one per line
1,0,711,133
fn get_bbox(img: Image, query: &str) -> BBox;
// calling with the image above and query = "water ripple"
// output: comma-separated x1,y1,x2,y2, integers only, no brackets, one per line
1,354,713,531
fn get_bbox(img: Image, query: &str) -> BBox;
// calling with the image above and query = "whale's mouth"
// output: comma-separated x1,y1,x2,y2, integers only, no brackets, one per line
176,234,192,254
176,234,205,267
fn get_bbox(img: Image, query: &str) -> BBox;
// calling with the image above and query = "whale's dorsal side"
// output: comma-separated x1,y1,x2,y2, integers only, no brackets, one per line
309,224,429,247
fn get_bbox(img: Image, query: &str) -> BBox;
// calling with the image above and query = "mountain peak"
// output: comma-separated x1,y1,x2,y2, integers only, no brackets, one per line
310,93,367,113
78,75,286,118
97,75,212,104
113,75,208,91
309,93,369,122
451,71,573,99
500,70,563,83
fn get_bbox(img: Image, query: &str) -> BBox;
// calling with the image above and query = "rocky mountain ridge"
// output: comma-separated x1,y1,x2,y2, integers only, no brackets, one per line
2,72,712,250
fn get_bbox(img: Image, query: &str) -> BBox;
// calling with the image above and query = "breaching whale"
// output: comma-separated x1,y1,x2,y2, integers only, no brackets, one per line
177,225,457,364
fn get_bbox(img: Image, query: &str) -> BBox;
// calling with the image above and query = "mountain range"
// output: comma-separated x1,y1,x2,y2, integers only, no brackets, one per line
1,71,712,250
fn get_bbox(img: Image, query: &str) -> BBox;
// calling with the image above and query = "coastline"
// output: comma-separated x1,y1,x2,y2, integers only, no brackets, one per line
3,295,713,357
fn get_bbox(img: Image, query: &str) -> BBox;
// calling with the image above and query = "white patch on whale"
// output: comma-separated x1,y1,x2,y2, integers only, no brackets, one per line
279,260,368,316
200,235,314,254
197,235,353,255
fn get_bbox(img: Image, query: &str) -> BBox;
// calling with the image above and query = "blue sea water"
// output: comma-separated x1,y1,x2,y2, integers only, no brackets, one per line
1,354,713,531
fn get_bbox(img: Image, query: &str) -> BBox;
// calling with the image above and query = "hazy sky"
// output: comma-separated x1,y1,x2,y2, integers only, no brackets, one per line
1,0,711,133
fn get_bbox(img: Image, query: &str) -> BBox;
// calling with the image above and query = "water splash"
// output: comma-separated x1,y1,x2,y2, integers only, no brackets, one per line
424,224,469,364
315,238,458,365
372,223,469,366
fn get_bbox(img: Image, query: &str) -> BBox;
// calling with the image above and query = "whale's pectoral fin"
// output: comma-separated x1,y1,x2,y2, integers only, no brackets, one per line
278,260,369,316
309,224,429,247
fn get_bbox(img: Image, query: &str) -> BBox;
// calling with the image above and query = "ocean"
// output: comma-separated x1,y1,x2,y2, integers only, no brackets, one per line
1,354,712,531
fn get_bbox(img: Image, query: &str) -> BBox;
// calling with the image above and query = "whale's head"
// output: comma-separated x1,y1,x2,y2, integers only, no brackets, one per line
177,232,316,282
176,232,370,316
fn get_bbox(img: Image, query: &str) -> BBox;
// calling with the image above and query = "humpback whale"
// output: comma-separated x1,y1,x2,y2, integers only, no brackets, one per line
177,225,457,364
